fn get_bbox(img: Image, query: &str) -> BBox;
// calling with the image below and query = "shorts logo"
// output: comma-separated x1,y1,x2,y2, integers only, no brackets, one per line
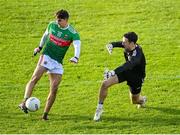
44,61,47,65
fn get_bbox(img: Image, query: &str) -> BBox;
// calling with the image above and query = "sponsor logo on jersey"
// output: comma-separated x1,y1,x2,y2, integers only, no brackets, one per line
132,50,137,56
49,34,72,47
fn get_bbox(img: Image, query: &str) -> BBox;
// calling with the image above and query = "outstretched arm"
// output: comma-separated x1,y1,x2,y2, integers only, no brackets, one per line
106,41,124,54
110,41,124,48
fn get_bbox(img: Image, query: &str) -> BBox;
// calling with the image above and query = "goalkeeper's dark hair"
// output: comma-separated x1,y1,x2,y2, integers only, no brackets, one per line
56,9,69,19
124,32,138,44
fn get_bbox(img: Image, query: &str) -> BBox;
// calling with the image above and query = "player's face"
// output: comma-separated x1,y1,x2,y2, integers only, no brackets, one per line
122,37,131,51
57,18,68,28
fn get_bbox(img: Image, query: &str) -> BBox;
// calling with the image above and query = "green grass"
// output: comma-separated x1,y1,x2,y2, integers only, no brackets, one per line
0,0,180,133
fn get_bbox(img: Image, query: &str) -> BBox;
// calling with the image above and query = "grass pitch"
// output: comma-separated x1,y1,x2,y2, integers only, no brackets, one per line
0,0,180,133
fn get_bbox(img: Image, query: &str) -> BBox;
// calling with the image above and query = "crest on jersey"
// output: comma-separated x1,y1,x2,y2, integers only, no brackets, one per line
128,56,131,61
57,31,62,37
132,50,137,56
64,34,68,39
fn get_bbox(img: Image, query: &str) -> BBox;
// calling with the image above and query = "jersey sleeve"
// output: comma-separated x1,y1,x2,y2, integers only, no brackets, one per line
39,29,49,48
72,32,80,40
73,40,81,58
110,41,124,48
68,25,80,41
39,22,53,47
114,49,142,74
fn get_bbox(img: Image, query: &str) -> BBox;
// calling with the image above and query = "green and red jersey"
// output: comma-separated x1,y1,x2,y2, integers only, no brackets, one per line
42,21,80,64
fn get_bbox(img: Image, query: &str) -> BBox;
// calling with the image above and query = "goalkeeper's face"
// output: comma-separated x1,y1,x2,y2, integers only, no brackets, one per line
57,17,68,28
122,37,134,51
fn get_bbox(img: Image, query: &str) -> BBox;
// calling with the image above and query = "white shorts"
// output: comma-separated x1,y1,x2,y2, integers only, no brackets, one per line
39,55,64,75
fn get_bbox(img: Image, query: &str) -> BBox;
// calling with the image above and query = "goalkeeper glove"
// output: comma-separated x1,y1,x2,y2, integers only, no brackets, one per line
106,44,113,54
104,69,115,80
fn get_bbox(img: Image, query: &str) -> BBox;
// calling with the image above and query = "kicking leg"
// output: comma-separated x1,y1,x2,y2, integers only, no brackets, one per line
19,56,47,113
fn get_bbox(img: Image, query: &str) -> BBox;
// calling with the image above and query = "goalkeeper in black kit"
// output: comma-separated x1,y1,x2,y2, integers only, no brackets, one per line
94,32,147,121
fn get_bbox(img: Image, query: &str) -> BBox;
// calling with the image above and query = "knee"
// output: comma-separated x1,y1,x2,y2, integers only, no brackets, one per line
30,75,40,84
51,80,60,90
101,80,110,89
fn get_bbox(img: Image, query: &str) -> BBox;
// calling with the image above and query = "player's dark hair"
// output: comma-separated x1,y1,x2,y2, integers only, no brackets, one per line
124,32,138,43
56,9,69,19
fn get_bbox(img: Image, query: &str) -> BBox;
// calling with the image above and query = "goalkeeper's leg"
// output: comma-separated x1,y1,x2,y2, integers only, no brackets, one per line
129,91,147,108
99,75,119,103
94,75,119,121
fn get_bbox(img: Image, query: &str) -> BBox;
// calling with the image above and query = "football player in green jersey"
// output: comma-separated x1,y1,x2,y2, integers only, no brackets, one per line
19,9,81,120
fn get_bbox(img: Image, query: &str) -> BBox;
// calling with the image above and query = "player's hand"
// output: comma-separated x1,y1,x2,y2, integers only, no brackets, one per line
106,44,113,54
33,47,42,56
104,69,115,80
70,57,78,64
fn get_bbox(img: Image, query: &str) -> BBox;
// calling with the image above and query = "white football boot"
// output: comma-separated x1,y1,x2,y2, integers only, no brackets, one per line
93,107,103,121
137,96,147,108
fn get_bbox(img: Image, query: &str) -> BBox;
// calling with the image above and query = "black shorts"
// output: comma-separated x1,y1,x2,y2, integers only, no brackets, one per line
116,70,144,95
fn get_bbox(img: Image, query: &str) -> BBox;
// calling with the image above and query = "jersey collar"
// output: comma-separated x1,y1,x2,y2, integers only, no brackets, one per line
59,24,69,30
55,21,69,30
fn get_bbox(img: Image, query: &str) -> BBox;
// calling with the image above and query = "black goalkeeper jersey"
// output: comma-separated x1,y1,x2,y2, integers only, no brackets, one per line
111,41,146,78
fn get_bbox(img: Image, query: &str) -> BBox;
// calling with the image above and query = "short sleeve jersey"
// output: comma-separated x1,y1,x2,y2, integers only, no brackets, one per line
42,21,80,64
